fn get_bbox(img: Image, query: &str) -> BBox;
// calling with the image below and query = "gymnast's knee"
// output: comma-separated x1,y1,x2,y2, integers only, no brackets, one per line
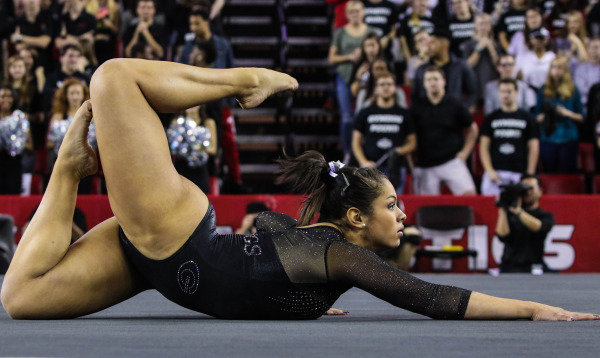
1,278,34,319
90,58,132,95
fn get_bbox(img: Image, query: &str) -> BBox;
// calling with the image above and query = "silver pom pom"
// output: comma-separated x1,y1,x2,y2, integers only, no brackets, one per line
47,115,98,155
0,110,30,157
167,116,212,168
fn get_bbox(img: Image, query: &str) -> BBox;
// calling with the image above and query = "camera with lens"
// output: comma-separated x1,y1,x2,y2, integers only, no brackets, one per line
496,182,532,209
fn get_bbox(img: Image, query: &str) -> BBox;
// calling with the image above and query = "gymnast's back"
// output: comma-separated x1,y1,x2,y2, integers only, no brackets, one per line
119,206,471,320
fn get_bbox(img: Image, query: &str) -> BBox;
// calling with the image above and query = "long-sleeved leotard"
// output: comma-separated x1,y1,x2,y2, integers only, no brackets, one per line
119,205,471,320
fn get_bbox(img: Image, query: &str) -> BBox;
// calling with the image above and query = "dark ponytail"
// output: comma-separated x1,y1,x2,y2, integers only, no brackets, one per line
276,151,388,227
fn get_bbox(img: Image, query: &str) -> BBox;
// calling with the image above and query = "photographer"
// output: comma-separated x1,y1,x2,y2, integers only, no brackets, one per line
378,226,422,271
495,175,555,274
235,202,270,235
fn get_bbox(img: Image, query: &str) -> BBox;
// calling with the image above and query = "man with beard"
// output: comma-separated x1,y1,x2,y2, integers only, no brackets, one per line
495,174,555,274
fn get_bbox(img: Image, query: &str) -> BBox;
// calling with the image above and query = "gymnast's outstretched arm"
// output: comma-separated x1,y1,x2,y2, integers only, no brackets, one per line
328,240,600,321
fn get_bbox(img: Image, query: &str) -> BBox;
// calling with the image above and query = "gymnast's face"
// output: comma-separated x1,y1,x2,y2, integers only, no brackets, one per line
362,179,406,252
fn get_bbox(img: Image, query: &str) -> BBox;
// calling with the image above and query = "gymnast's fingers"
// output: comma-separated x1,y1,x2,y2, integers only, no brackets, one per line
568,312,600,321
325,308,349,316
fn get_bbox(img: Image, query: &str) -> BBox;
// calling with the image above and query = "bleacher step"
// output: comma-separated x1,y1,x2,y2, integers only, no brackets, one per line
235,58,276,67
224,16,273,25
230,36,279,45
287,16,328,25
229,0,276,5
287,37,330,45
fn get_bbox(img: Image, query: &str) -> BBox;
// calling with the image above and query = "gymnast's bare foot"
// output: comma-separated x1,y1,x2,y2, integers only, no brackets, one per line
56,100,98,180
235,68,298,109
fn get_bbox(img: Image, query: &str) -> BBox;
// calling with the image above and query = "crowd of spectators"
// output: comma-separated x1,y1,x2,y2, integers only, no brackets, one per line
0,0,244,195
1,0,600,196
331,0,600,195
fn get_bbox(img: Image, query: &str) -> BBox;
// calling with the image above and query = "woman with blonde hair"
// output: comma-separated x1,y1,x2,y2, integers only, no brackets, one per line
5,55,41,116
17,46,45,93
535,57,583,173
556,11,589,72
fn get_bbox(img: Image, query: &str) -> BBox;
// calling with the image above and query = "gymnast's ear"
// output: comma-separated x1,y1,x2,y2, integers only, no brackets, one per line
346,207,364,229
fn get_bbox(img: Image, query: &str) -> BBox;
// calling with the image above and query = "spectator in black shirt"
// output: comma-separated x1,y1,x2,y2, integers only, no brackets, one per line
410,66,477,195
42,43,90,113
352,72,416,193
0,0,15,69
479,78,540,195
496,0,530,51
398,0,436,62
411,27,478,111
361,0,399,50
495,174,555,273
447,0,475,57
546,0,586,39
55,0,96,50
587,1,600,38
10,0,53,72
123,0,167,59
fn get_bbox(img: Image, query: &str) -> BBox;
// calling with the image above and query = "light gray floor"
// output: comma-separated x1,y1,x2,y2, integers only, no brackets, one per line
1,274,599,358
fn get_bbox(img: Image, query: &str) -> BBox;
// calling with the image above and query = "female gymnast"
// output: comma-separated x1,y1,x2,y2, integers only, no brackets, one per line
1,59,598,321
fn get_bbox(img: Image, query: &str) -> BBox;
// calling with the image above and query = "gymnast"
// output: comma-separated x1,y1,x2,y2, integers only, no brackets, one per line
1,59,598,321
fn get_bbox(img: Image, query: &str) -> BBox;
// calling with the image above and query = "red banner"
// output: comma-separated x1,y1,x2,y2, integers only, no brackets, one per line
1,194,597,273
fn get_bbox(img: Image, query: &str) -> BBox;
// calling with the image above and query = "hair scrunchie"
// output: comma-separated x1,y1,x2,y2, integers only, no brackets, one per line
328,160,345,178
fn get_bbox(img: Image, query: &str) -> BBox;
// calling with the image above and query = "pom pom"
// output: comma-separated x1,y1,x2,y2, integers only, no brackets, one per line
47,115,98,155
166,116,212,168
0,110,29,157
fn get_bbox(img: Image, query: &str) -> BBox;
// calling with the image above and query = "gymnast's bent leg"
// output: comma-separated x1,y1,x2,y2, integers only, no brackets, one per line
1,103,147,319
89,59,297,259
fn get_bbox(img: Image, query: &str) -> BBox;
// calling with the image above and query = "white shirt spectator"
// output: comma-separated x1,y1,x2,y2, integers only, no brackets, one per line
514,50,555,89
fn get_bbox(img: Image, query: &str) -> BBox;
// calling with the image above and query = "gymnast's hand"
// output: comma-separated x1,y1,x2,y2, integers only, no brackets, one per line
325,308,349,316
531,303,600,321
56,100,99,181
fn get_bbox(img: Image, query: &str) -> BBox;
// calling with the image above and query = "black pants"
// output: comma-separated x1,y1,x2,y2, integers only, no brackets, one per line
0,152,22,194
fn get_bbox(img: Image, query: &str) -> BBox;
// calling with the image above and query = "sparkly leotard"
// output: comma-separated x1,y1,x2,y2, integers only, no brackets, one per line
119,204,471,320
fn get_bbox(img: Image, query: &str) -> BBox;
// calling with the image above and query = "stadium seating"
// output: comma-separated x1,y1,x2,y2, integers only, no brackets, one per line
593,175,600,194
578,142,595,173
539,174,586,194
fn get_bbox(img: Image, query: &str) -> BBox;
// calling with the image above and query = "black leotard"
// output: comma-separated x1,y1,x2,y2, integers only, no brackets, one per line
119,204,471,320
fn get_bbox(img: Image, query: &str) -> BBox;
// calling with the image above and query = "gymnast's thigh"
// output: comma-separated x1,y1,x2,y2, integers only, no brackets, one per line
90,62,208,259
16,217,148,319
